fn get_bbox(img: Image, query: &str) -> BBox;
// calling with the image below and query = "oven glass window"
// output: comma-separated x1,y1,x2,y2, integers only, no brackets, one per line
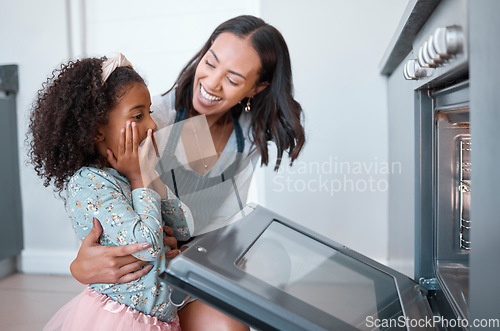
236,221,403,328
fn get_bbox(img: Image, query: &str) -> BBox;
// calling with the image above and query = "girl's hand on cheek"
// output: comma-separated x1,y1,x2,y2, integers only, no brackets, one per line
107,121,144,189
138,129,159,182
139,130,169,198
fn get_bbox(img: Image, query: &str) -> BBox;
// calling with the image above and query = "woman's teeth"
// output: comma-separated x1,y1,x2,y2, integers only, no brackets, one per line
200,85,221,102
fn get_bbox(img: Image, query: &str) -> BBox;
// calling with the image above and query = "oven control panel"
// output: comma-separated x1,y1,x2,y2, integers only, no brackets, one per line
404,25,464,80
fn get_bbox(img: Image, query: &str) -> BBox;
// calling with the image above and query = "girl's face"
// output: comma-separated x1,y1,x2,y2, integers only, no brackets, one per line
96,82,156,159
192,32,268,118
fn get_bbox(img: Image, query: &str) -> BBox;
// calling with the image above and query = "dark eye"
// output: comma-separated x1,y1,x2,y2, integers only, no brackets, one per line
205,60,215,68
133,114,143,120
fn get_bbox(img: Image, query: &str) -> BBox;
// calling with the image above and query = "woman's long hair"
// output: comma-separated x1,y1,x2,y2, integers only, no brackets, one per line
167,15,305,170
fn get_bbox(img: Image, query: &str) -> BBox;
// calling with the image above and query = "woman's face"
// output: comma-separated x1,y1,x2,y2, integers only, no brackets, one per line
192,32,268,118
96,82,157,158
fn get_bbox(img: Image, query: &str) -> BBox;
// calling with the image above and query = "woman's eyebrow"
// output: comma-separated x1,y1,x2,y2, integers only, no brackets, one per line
209,49,247,80
209,49,220,63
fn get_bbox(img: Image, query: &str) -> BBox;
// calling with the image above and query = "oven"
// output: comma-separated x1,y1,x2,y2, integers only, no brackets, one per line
403,0,471,317
386,0,500,328
158,0,500,329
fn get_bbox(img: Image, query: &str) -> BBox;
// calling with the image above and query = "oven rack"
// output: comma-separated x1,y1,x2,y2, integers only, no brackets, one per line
459,139,471,250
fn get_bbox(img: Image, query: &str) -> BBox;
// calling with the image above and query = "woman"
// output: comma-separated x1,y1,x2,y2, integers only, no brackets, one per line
70,15,305,330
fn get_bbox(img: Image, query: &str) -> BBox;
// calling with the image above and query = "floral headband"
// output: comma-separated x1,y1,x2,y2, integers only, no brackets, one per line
101,52,133,82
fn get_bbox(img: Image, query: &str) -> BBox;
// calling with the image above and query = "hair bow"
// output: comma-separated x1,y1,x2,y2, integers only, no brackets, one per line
101,52,133,82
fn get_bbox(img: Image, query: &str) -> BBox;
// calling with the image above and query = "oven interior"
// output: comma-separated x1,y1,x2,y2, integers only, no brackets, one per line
432,81,470,321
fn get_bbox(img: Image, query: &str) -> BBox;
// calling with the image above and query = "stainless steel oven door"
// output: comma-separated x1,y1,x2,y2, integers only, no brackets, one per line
161,204,435,330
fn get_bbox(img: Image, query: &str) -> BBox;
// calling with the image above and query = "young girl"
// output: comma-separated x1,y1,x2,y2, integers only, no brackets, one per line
28,53,193,330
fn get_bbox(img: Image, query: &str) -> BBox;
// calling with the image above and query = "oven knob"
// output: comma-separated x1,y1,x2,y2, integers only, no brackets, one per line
423,41,437,67
404,60,416,79
433,26,464,58
417,45,430,68
403,60,413,80
426,35,443,65
404,59,429,80
418,42,437,68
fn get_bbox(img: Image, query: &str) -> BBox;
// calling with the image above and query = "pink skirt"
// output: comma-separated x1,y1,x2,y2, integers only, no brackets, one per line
43,287,181,331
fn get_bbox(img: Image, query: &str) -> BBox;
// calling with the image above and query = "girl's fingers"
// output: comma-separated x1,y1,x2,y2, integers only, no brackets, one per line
125,121,133,153
148,129,155,156
165,249,181,258
163,225,174,236
139,129,152,160
152,130,159,157
132,122,139,153
143,129,152,149
163,236,178,249
118,128,125,156
147,130,158,158
106,149,117,167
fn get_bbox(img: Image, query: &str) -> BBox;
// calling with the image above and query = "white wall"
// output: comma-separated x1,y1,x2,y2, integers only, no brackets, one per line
0,0,407,274
257,0,408,262
82,0,260,96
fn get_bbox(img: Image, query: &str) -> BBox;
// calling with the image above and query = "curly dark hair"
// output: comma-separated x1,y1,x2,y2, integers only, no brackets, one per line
27,57,145,193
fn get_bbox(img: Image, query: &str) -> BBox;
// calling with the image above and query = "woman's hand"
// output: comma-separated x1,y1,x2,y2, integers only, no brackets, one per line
70,218,153,284
107,121,143,189
71,220,182,284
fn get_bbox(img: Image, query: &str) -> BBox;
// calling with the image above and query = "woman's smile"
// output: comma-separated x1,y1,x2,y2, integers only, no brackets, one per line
199,84,222,103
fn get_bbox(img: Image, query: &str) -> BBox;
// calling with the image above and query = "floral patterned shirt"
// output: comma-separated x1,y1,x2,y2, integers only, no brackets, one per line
66,166,193,322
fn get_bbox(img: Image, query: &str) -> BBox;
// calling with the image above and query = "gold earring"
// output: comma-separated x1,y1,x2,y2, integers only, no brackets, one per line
244,98,251,112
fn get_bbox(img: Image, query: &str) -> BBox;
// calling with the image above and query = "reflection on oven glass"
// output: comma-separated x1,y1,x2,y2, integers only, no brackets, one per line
236,221,403,329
